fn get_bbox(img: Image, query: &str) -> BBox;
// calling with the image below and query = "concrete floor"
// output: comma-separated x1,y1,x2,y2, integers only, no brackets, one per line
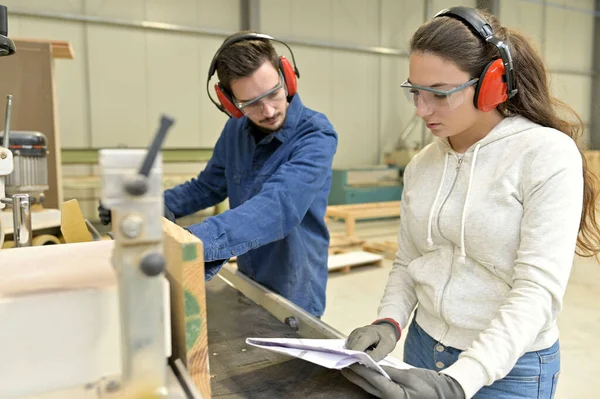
321,218,600,399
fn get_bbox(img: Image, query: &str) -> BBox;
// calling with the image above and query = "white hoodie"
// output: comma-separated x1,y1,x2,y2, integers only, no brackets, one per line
377,115,583,398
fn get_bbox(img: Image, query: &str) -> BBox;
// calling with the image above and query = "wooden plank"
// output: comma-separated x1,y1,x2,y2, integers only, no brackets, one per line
162,219,211,399
0,240,116,296
13,38,75,59
327,251,384,273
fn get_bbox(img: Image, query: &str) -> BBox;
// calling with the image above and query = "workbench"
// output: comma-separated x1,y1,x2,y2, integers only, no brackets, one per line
208,265,373,398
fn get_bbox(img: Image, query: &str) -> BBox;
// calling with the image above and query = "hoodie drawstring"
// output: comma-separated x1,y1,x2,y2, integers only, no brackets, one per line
427,153,449,247
459,143,481,261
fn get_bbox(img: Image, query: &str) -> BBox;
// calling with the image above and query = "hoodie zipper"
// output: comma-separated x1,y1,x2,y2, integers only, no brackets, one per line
435,153,464,325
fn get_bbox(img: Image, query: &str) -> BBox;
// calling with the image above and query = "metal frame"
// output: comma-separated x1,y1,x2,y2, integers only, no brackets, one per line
218,263,346,340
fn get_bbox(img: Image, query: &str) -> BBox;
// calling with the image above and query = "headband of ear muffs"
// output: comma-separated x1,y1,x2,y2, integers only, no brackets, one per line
206,33,300,118
434,6,518,112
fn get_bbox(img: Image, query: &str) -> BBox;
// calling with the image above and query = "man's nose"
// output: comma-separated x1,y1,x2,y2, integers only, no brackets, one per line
261,102,276,118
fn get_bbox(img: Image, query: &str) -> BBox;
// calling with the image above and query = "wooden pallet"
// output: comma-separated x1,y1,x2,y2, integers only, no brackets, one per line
326,201,401,237
363,240,398,260
329,234,365,254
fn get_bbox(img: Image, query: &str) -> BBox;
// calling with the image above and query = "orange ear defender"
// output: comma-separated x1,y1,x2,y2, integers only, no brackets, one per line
435,6,518,112
206,33,300,118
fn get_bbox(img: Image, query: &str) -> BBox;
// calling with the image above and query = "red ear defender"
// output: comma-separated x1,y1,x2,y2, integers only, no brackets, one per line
279,56,297,97
214,83,244,118
474,59,508,112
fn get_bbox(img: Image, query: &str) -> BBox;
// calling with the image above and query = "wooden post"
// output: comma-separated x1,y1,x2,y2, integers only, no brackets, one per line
162,219,211,398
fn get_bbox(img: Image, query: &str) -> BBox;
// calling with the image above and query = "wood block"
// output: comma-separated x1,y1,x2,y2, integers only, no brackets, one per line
60,199,94,243
162,219,211,399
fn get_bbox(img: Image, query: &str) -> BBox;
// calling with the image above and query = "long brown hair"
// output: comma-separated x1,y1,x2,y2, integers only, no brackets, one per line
410,10,600,257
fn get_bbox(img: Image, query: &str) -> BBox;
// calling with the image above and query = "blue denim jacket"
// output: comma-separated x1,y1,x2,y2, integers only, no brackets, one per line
163,94,337,316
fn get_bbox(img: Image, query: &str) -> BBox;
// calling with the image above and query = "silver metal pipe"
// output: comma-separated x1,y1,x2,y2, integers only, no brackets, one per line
8,8,409,57
12,193,31,248
2,94,11,149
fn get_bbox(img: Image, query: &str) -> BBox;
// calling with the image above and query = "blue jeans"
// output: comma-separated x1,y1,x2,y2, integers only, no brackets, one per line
404,319,561,399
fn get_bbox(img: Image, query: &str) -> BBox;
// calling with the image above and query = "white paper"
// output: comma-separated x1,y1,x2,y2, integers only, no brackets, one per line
245,338,412,380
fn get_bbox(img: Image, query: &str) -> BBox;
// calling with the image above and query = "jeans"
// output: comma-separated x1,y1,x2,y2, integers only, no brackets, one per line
404,319,561,399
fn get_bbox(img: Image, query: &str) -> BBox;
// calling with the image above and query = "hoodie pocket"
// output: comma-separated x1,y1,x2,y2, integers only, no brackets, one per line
469,254,512,285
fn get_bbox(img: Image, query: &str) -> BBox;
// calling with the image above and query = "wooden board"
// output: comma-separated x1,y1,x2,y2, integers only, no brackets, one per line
327,250,384,273
162,219,211,399
13,38,75,59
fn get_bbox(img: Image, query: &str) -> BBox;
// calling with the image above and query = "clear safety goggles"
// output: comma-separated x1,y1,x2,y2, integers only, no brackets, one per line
235,70,287,116
400,78,479,110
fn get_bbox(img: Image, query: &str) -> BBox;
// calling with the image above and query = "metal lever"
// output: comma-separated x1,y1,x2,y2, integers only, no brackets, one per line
125,115,174,196
2,94,11,148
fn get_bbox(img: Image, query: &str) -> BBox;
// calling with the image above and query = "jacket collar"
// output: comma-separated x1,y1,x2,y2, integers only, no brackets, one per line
243,94,304,144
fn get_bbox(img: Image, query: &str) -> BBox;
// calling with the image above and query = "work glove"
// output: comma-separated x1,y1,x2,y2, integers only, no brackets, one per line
97,201,176,225
345,321,399,362
341,364,465,399
98,202,112,225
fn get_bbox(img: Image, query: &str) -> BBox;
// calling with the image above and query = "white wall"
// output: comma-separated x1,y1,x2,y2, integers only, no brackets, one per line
501,0,595,147
3,0,596,169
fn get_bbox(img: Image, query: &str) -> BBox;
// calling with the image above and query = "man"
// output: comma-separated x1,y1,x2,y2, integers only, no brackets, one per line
101,32,337,317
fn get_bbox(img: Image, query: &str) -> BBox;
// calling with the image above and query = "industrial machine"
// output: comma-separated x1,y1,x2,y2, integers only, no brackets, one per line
328,165,403,205
0,95,35,248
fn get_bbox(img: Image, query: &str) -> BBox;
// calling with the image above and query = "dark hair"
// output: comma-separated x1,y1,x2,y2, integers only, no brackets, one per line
410,10,600,257
215,31,279,93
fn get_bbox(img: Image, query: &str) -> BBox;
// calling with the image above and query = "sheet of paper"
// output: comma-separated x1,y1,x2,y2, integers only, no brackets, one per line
245,337,412,380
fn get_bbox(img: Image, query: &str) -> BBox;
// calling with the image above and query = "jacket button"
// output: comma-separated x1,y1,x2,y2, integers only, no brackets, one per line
436,361,445,369
436,345,444,352
231,250,235,255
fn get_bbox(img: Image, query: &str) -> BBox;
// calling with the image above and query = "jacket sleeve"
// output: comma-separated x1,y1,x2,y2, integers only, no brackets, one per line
163,129,228,218
376,162,422,329
187,129,337,264
441,138,583,398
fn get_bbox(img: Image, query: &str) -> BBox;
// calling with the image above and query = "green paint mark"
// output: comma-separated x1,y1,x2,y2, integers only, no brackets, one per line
182,243,197,262
185,289,201,316
186,318,202,351
184,289,202,351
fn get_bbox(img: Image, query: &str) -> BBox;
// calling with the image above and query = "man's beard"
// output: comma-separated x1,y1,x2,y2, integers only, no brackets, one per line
253,113,285,133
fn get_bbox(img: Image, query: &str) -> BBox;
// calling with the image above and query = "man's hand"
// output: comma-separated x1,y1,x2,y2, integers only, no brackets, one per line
341,365,465,399
346,323,398,362
97,201,176,226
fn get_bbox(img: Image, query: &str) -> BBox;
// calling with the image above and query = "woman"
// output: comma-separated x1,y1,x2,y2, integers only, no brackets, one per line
342,6,600,399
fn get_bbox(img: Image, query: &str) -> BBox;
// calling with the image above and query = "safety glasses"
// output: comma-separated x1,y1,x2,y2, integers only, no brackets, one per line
235,70,287,116
400,78,479,110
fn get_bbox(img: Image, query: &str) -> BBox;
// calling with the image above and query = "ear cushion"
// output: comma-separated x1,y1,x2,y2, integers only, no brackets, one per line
279,56,297,97
474,58,508,112
215,83,243,118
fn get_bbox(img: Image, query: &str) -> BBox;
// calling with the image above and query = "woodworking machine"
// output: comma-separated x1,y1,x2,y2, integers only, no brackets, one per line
1,115,203,398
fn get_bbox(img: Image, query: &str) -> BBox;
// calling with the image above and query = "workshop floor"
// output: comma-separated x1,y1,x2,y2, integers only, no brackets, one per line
322,218,600,399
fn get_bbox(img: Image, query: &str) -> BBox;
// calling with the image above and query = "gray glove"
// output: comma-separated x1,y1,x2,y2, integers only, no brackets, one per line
97,201,176,226
346,323,399,362
341,364,465,399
